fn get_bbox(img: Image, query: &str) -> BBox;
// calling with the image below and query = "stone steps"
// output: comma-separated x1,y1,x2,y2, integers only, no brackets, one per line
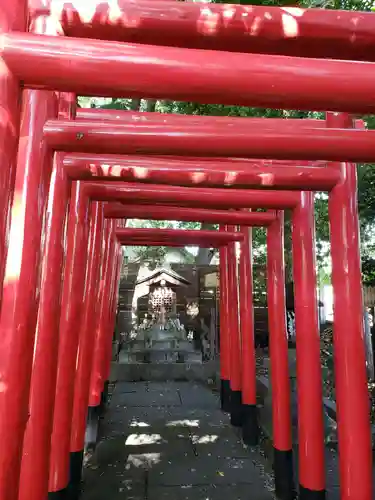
119,349,202,364
126,339,194,351
110,360,219,382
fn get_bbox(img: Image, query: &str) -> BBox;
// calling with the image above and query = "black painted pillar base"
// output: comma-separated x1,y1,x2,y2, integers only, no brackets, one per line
299,485,326,500
86,406,101,449
100,380,109,409
230,389,243,427
274,448,296,500
48,489,67,499
67,450,84,500
220,379,231,413
241,404,259,446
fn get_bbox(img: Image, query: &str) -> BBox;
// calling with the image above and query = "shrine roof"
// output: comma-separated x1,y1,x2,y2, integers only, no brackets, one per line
135,267,190,287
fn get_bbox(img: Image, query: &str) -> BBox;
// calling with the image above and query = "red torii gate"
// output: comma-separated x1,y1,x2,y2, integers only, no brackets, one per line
115,227,243,245
28,0,375,62
104,205,276,225
45,117,375,161
0,2,371,500
19,175,328,500
62,153,339,190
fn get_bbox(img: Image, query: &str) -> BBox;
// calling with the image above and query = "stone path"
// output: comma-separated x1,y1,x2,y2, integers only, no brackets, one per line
81,381,275,499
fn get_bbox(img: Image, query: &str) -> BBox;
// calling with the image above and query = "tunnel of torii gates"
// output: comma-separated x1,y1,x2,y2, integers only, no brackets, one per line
0,1,374,500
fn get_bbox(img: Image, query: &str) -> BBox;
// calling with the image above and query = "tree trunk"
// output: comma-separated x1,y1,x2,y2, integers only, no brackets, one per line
130,99,141,111
145,99,157,112
195,248,215,265
195,223,216,265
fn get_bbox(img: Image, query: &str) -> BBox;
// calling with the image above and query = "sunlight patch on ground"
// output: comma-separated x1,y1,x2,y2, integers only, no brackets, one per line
191,434,219,444
129,420,150,428
166,419,200,427
126,452,161,468
125,433,165,446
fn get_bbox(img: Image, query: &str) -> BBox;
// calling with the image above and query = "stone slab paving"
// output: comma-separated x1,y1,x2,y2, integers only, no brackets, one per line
111,390,182,407
81,382,275,500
